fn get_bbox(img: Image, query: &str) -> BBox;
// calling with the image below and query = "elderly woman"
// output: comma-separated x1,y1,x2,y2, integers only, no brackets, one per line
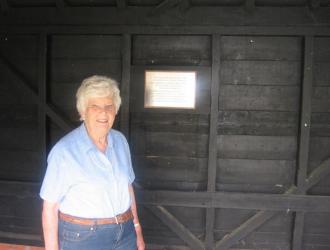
40,75,145,250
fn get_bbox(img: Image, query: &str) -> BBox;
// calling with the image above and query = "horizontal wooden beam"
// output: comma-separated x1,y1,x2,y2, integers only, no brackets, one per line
0,231,41,241
0,6,329,28
137,190,330,212
0,25,329,36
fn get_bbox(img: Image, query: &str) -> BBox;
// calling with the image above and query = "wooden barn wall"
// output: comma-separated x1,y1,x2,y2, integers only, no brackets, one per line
0,8,330,250
213,36,302,250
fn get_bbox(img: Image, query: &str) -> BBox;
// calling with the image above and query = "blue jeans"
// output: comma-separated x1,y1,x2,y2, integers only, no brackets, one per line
59,219,137,250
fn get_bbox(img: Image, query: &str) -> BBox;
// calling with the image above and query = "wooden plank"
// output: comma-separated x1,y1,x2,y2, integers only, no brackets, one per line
50,35,121,59
220,61,301,85
314,37,330,62
136,190,330,212
214,209,293,233
314,62,330,86
116,0,126,9
0,0,9,13
308,0,321,10
205,34,221,249
0,128,39,150
178,0,191,12
217,135,297,160
50,59,121,83
1,6,330,26
0,150,42,181
245,0,255,12
0,232,41,242
55,0,66,10
220,36,302,61
304,212,330,234
217,159,295,186
119,34,131,137
1,25,330,36
131,113,209,133
134,156,207,182
219,85,300,111
292,35,314,250
0,52,73,132
37,33,47,178
0,105,38,128
308,137,330,163
132,35,211,66
312,86,330,112
0,34,38,59
0,60,38,90
0,243,43,250
147,206,204,250
218,110,298,136
131,131,209,157
215,210,276,249
311,113,330,137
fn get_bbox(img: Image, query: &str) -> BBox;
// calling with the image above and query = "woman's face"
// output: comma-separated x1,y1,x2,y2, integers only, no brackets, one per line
82,96,116,138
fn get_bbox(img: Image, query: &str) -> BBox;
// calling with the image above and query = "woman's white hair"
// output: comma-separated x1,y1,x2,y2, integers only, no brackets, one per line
76,75,121,119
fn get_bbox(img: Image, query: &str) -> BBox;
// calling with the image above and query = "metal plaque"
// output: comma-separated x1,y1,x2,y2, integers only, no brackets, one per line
144,70,196,109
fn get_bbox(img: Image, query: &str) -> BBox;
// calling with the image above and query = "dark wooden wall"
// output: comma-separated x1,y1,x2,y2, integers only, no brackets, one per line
0,1,330,250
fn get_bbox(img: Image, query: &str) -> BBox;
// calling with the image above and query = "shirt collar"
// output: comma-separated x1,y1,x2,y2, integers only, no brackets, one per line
79,123,114,152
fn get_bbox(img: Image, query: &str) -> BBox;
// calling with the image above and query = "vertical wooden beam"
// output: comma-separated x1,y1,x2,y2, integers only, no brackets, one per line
119,34,131,137
205,33,221,249
292,35,314,250
296,36,314,190
38,33,48,176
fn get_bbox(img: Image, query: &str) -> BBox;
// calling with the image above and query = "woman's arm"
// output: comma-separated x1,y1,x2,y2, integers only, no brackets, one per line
129,184,145,250
42,200,59,250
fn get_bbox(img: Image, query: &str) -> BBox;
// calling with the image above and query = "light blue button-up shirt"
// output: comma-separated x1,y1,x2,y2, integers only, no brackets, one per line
40,123,135,218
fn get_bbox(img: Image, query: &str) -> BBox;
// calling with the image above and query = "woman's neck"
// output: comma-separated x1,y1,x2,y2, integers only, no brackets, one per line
87,129,108,153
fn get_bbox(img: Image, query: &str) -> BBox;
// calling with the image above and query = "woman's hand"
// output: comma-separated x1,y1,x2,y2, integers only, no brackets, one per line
135,225,145,250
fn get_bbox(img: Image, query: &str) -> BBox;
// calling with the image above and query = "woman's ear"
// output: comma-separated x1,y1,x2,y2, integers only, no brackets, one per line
80,112,85,121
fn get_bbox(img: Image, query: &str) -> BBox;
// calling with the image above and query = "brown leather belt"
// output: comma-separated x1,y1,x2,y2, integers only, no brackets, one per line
59,209,133,225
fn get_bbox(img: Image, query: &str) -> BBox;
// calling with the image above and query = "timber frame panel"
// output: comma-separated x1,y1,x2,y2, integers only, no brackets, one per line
1,12,330,249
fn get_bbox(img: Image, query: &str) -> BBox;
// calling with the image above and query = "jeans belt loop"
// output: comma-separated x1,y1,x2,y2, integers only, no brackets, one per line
115,215,119,224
